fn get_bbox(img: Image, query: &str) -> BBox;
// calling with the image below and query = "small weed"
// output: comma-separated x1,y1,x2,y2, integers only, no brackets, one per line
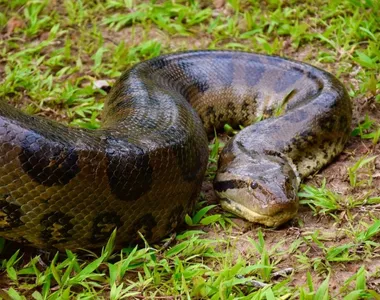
185,201,233,229
348,155,377,188
352,115,380,145
299,179,343,217
299,272,330,299
23,1,53,37
339,266,380,298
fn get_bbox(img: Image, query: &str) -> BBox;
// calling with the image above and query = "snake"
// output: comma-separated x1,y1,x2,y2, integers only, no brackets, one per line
0,51,351,250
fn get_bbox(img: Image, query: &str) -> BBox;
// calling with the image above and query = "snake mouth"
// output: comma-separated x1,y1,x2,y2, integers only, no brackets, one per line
219,197,298,227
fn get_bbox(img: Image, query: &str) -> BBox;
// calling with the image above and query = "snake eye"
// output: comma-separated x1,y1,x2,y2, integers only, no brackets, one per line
250,182,258,189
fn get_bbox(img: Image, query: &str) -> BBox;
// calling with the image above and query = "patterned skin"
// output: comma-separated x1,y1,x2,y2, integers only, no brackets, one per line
0,51,351,250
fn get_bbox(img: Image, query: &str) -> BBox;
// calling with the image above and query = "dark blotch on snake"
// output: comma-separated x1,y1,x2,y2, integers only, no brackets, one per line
179,136,203,181
274,66,304,93
106,137,153,202
227,102,236,116
318,114,336,132
193,79,210,94
175,60,210,95
167,205,185,231
0,200,23,230
149,57,170,71
161,125,202,181
245,58,266,86
130,213,157,241
91,212,122,243
240,97,258,124
204,105,217,126
339,115,349,131
19,131,80,186
214,53,235,86
40,212,73,244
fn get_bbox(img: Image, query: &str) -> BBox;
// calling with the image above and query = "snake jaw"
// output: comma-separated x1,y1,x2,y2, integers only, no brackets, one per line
216,182,299,227
219,197,298,227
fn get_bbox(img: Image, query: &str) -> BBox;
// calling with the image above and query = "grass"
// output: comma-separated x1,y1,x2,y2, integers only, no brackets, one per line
0,0,379,298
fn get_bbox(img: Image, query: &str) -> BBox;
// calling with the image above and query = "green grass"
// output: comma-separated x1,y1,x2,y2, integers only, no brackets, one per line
0,0,380,298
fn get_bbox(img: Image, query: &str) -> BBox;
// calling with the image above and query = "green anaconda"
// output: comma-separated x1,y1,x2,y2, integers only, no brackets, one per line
0,51,351,250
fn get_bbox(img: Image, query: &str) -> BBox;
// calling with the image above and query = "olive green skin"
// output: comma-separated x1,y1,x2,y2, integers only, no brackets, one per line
0,51,351,250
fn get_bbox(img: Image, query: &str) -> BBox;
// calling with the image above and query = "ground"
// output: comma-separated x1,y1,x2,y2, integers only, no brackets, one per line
0,0,379,299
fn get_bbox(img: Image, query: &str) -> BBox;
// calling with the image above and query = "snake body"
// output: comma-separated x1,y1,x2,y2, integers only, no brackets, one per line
0,51,351,250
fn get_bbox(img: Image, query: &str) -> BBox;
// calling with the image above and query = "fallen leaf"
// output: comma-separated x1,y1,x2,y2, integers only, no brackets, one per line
6,16,25,35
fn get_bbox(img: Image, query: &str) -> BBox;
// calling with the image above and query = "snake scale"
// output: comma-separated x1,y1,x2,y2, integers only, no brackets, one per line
0,51,351,250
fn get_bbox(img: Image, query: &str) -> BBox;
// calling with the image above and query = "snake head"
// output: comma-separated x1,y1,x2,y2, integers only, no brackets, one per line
214,150,300,227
